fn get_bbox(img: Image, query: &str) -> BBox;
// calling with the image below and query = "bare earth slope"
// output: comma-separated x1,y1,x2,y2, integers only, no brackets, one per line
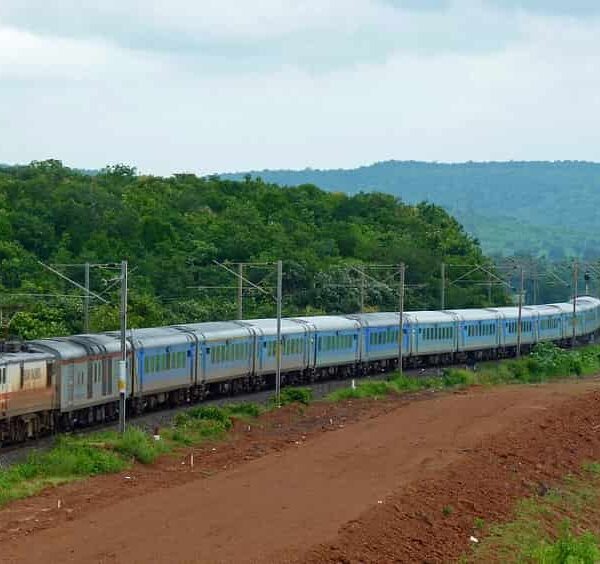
3,380,600,563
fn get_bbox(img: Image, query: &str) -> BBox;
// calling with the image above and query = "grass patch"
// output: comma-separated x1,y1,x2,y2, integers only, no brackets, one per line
166,402,263,446
223,402,263,419
0,428,162,506
269,387,313,406
468,463,600,563
0,401,266,508
328,343,600,402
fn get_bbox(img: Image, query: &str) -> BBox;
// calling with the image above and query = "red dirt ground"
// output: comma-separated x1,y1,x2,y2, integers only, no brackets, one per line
3,379,600,563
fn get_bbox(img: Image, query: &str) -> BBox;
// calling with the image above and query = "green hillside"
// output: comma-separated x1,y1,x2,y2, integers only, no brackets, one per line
224,161,600,259
0,160,502,339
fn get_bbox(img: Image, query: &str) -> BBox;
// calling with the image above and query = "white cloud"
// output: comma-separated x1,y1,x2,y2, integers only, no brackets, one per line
0,2,598,173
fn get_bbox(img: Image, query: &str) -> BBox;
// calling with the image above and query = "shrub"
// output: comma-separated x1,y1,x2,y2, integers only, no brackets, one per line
273,387,313,406
224,402,262,418
442,368,474,388
529,522,600,564
183,406,233,430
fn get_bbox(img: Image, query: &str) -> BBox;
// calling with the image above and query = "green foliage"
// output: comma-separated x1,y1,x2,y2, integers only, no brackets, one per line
0,402,266,507
272,387,313,406
442,368,476,387
328,344,600,404
223,402,263,419
168,402,263,445
442,505,454,516
529,523,600,564
225,160,600,260
175,405,233,431
327,380,395,401
100,427,168,464
0,434,129,506
0,161,500,338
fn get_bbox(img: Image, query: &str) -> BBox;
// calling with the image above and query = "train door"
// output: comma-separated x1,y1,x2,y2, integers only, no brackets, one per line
0,365,8,415
87,361,94,400
102,358,114,397
64,363,74,407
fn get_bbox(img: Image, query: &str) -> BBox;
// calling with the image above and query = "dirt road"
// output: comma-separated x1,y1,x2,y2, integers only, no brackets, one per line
3,380,600,563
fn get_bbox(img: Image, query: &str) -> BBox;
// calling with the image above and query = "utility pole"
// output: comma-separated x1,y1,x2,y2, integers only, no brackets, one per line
440,262,445,310
585,270,590,296
487,271,492,304
237,263,244,320
359,269,365,313
84,262,90,333
275,260,282,407
397,263,405,376
516,265,524,358
572,260,578,348
118,260,128,434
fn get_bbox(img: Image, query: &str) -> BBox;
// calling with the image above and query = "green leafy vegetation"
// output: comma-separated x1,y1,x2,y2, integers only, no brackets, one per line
0,428,160,506
0,401,264,506
0,160,501,339
469,465,600,563
270,387,313,406
225,160,600,259
167,402,264,445
327,343,600,402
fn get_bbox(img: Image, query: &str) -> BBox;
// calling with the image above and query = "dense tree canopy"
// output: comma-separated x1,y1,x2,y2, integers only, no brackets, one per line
224,160,600,259
0,161,504,339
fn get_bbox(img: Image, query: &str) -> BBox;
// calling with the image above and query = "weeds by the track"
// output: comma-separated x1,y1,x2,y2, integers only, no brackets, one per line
269,387,313,406
466,462,600,563
327,343,600,402
0,429,154,506
0,402,263,507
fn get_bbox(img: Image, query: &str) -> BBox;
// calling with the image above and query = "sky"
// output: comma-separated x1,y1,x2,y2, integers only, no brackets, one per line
1,1,599,175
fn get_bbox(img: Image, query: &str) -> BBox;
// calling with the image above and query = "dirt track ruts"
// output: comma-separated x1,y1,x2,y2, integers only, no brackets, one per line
3,380,600,563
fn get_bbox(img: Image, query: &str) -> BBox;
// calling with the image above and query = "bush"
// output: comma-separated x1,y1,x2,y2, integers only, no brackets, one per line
43,440,126,475
390,375,423,392
223,402,262,419
182,406,233,430
272,387,313,406
109,427,165,464
442,369,474,388
529,522,600,564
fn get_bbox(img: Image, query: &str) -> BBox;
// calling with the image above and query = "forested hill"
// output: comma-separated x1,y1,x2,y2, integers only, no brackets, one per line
224,161,600,259
0,160,501,339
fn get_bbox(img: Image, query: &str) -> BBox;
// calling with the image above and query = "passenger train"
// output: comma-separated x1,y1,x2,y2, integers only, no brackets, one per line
1,297,599,443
